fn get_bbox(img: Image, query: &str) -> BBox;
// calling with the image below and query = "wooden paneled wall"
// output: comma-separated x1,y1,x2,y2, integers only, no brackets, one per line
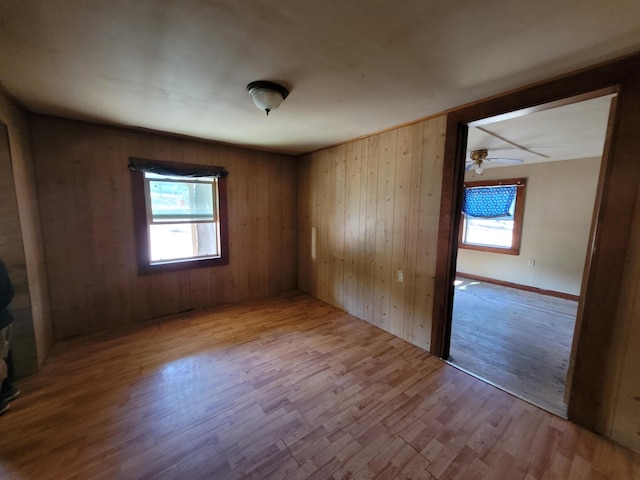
603,83,640,452
297,116,446,352
609,182,640,451
0,91,52,375
30,116,296,339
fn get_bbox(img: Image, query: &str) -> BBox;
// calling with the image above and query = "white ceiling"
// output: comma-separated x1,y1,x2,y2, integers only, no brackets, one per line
467,94,615,167
0,1,639,155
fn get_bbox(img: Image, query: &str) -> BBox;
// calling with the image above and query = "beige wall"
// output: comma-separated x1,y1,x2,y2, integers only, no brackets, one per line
30,116,297,339
457,156,601,295
0,92,52,374
297,116,446,351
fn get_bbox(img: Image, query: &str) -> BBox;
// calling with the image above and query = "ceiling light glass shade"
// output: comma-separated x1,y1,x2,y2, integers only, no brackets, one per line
250,88,283,112
247,81,289,116
475,164,484,174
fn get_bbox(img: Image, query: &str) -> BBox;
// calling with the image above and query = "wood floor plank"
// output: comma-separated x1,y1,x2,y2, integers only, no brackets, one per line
0,292,637,479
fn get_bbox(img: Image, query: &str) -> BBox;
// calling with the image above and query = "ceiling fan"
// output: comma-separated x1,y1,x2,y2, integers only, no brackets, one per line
465,149,524,174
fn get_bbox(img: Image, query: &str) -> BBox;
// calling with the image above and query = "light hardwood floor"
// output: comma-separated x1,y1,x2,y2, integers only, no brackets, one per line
450,278,578,417
1,292,637,479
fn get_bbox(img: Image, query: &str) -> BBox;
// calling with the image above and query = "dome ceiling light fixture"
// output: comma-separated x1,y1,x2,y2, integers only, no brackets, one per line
246,80,289,116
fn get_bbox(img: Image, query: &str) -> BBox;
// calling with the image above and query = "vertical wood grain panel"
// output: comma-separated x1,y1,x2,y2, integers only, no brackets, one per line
609,182,640,451
597,83,640,452
363,136,380,325
373,131,397,331
297,115,446,352
226,150,249,301
30,116,297,338
91,128,127,328
296,159,311,294
0,121,40,376
413,117,446,349
0,91,53,372
355,139,369,321
333,145,346,309
267,156,283,293
389,126,412,338
47,123,93,329
250,155,269,297
403,122,425,344
121,131,151,323
325,149,337,306
309,149,322,296
343,141,364,317
342,142,356,316
317,150,331,303
277,155,296,294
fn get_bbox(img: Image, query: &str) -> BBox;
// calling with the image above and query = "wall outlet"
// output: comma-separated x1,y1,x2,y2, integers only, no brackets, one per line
397,270,404,282
528,259,536,267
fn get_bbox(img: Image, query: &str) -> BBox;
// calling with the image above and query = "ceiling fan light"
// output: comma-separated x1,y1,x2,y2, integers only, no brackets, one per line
475,164,484,175
247,81,289,116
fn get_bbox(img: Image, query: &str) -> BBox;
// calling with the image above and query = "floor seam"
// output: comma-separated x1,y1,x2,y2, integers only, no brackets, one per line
398,433,440,479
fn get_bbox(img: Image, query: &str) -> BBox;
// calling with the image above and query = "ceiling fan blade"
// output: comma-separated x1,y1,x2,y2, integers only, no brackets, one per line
485,157,524,165
465,149,524,174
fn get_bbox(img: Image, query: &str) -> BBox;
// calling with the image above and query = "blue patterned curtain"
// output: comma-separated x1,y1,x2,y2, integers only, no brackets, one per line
462,185,516,218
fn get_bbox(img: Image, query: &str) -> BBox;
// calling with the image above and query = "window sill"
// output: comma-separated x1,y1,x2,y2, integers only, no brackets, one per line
138,255,229,275
459,243,520,256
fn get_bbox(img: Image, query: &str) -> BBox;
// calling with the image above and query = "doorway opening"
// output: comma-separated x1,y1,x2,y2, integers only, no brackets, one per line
445,93,615,417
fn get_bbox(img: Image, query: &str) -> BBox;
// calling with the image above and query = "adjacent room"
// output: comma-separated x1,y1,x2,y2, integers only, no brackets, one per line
448,95,612,418
1,1,639,478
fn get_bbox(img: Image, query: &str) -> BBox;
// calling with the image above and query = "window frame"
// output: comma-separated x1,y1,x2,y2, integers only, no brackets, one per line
130,157,229,274
458,177,526,256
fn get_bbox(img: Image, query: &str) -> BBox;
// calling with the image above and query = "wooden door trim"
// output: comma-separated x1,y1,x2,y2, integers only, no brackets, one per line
431,51,640,430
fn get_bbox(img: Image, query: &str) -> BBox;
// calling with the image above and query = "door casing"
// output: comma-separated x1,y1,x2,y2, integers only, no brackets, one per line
430,52,640,432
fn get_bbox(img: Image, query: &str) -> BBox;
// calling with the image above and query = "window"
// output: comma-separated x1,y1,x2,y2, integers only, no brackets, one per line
459,178,526,255
130,158,229,273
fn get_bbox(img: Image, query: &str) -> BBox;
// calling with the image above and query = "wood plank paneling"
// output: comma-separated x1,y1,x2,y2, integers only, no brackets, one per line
373,131,397,332
413,118,445,350
333,144,346,310
30,116,297,339
390,126,412,338
0,122,40,377
0,89,53,374
605,82,640,452
363,136,379,325
297,115,446,352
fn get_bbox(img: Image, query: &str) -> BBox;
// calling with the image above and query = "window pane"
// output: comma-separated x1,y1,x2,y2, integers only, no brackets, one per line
149,223,219,262
132,158,229,273
464,217,514,248
149,180,214,222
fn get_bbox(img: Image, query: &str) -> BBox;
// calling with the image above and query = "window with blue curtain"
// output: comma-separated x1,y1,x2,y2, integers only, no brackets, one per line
462,185,517,218
459,178,526,255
